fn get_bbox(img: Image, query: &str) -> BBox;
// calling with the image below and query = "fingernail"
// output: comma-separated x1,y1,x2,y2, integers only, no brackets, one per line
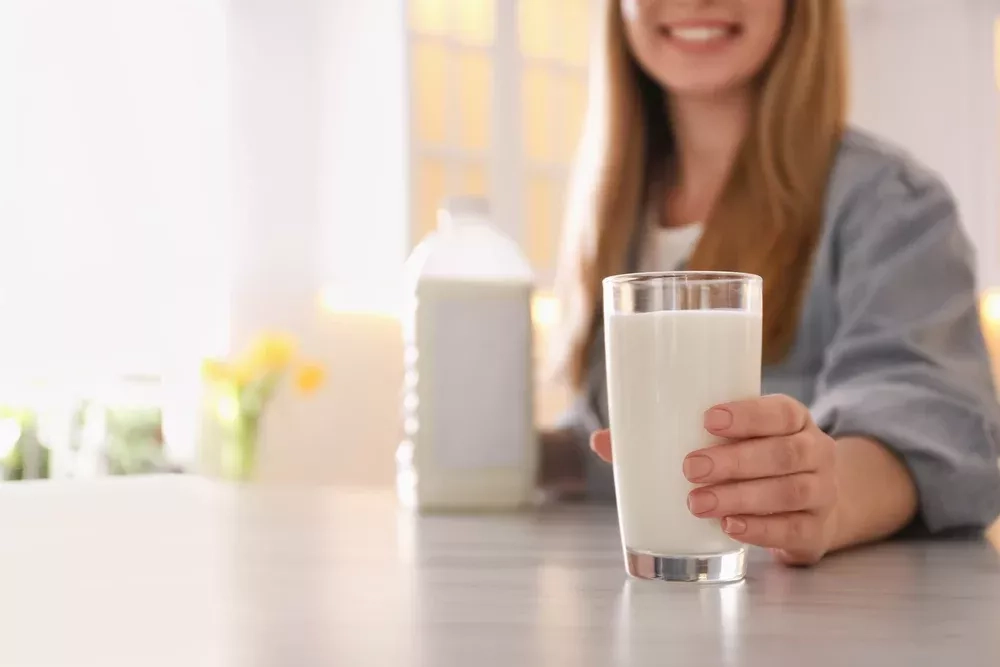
705,408,732,431
687,490,718,515
723,517,747,535
683,455,713,481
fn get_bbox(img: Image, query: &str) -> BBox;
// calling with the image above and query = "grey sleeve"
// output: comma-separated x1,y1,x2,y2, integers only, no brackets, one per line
811,168,1000,532
554,323,617,501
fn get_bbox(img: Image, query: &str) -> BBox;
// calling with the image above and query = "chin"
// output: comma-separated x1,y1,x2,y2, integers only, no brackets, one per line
657,75,747,101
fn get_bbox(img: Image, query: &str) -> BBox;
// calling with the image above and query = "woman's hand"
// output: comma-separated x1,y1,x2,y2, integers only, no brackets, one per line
590,394,839,566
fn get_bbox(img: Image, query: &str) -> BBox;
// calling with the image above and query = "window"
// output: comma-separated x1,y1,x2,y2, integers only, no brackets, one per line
407,0,593,286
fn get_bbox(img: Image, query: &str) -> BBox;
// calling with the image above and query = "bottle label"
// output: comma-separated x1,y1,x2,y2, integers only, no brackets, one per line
415,280,533,470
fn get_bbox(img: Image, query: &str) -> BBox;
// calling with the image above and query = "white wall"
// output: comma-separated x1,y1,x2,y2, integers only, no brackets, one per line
321,0,410,313
846,0,1000,288
0,0,231,378
227,0,408,486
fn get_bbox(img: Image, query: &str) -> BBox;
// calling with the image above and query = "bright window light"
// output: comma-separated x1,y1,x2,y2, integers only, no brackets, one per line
982,289,1000,324
0,0,231,382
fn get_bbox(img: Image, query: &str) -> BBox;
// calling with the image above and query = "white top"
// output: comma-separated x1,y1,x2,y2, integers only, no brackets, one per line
639,222,704,272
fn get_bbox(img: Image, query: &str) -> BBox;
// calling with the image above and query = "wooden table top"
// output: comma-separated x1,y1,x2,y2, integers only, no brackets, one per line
1,476,998,666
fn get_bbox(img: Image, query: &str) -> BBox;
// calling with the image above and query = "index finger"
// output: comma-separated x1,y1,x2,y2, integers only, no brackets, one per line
705,394,810,439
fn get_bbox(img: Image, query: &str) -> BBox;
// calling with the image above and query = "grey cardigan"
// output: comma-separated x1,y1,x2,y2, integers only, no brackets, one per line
561,128,1000,532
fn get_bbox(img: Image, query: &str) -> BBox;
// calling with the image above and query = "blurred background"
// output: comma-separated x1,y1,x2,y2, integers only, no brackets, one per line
1,0,1000,488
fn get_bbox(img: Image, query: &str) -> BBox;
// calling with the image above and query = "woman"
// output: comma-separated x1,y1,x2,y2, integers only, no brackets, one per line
542,0,1000,566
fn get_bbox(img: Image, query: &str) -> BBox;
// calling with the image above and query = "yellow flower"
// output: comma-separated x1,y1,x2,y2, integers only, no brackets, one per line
295,364,325,394
201,359,231,384
230,360,255,387
203,356,257,388
247,333,297,373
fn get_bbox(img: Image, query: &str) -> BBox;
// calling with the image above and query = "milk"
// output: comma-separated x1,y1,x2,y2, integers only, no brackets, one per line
399,278,535,510
605,309,762,556
398,198,536,511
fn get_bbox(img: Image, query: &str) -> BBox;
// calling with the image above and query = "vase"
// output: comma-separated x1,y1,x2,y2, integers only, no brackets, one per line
222,411,259,482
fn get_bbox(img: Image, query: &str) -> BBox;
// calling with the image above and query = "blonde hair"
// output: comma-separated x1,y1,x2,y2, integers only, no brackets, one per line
554,0,848,388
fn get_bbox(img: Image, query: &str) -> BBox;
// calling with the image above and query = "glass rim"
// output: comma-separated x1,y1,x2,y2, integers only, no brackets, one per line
603,270,762,289
601,271,764,287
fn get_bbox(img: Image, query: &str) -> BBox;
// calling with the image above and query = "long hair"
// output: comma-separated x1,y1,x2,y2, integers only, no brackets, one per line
553,0,848,388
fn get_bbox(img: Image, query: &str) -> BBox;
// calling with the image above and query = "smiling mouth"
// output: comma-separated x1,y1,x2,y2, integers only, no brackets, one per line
658,24,742,44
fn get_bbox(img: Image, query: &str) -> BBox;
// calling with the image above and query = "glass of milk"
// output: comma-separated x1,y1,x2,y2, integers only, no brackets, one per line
603,271,762,583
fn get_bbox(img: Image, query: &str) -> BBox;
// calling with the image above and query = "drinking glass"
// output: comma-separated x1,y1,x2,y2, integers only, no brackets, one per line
603,271,762,583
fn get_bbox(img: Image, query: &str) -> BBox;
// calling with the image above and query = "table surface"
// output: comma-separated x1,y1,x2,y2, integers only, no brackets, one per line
1,476,999,667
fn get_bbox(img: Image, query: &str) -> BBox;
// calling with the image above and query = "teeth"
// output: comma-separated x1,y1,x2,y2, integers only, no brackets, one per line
670,27,728,42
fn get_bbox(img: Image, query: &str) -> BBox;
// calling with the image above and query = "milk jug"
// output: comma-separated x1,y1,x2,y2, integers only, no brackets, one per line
398,197,536,511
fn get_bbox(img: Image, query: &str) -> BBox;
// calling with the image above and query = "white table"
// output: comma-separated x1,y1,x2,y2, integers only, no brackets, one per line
1,476,999,666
